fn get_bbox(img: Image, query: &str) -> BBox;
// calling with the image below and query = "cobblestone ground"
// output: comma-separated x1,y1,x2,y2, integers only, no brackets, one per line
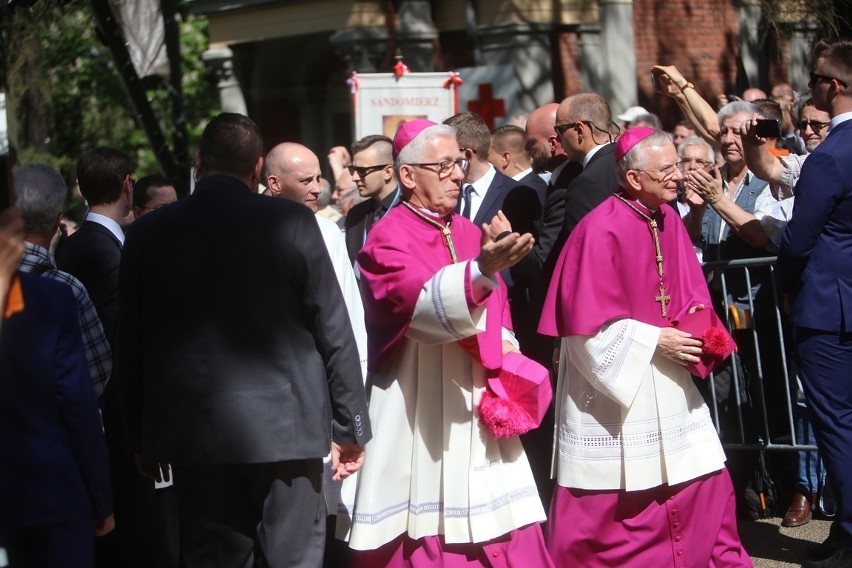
739,516,831,567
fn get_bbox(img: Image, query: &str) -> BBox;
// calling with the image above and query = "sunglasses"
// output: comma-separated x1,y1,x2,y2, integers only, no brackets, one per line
798,119,830,133
347,164,390,178
809,71,849,89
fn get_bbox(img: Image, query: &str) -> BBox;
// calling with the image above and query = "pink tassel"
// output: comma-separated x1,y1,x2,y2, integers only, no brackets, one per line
478,390,537,439
702,327,730,359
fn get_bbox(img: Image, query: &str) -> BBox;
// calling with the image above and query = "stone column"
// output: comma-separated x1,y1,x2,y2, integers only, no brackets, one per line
578,22,603,94
202,46,248,116
599,0,636,118
478,22,555,111
395,0,438,71
330,27,389,73
736,0,765,89
0,93,8,156
788,21,821,91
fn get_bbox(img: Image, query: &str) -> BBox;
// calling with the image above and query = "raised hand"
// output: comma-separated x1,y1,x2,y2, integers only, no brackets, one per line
477,212,534,278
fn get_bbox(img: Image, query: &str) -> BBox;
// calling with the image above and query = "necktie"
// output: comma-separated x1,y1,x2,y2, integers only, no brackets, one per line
368,202,383,231
461,184,474,219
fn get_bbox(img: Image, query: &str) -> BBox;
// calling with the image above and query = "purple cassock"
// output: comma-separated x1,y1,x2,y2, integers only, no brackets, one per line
538,192,752,568
347,203,554,567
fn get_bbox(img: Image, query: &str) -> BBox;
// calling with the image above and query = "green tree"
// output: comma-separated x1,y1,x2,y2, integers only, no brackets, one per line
2,0,218,184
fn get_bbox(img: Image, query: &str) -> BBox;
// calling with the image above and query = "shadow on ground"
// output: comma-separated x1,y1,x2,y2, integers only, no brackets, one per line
739,516,831,568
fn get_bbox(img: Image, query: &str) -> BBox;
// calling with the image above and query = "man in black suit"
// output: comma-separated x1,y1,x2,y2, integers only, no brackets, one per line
488,124,549,239
54,147,154,567
488,124,548,206
513,103,581,286
553,93,620,263
344,135,400,265
445,112,518,226
485,124,551,364
116,113,371,567
516,97,619,509
56,147,133,346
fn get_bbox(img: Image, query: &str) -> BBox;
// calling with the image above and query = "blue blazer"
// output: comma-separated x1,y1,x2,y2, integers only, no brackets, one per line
778,119,852,332
0,272,112,527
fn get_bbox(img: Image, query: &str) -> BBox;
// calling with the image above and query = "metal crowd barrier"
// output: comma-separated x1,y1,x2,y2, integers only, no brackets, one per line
700,256,818,454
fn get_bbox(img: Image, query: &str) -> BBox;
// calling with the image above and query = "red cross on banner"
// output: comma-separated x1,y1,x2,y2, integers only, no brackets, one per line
467,83,506,130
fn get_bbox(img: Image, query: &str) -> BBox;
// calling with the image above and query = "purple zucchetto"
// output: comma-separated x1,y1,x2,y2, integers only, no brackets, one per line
615,126,656,161
392,119,437,159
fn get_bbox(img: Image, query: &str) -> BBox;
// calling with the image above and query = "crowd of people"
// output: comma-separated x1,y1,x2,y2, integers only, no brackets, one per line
0,36,850,568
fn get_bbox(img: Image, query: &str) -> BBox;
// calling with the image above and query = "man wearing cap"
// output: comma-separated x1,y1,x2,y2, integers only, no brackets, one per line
616,105,651,129
338,119,553,566
540,127,751,567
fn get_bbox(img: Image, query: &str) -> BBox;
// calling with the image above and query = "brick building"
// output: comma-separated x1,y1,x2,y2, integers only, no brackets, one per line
192,0,824,154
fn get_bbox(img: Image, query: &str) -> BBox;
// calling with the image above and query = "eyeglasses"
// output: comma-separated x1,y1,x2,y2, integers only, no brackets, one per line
677,158,713,171
554,121,583,136
635,163,680,183
798,119,830,133
809,71,849,89
408,158,470,178
348,164,390,178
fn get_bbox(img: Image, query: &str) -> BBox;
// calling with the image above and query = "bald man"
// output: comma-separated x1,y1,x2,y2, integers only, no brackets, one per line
264,143,369,565
264,142,366,374
525,102,567,179
264,142,323,210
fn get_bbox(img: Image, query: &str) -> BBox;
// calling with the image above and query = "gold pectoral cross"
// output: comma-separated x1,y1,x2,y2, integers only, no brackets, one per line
655,283,671,318
615,194,673,322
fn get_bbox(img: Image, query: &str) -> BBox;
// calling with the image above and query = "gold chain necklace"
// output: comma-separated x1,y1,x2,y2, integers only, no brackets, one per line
614,194,671,319
402,201,458,263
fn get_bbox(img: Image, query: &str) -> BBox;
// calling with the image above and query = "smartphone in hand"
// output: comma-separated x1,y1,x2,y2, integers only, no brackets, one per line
754,118,782,138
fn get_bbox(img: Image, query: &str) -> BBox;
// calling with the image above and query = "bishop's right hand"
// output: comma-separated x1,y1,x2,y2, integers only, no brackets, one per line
477,210,534,279
657,327,703,366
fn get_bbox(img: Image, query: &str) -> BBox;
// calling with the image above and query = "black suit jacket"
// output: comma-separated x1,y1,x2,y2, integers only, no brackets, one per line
472,169,517,226
513,161,583,284
344,188,400,264
56,220,122,346
0,273,112,526
486,170,550,365
518,170,548,207
116,175,371,465
553,143,620,267
500,171,548,238
56,218,125,450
